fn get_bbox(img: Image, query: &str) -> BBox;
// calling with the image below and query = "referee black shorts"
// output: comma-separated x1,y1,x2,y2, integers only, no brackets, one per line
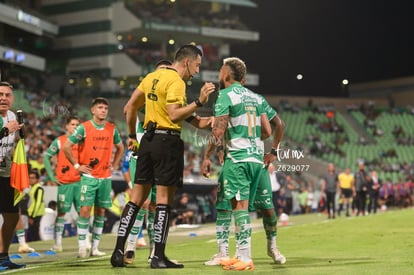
341,188,353,199
135,133,184,187
0,176,20,213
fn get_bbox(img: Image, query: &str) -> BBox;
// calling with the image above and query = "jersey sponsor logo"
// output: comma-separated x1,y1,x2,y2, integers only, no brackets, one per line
92,145,109,151
92,136,109,141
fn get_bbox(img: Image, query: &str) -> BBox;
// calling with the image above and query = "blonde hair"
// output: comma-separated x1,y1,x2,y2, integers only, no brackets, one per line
223,57,246,82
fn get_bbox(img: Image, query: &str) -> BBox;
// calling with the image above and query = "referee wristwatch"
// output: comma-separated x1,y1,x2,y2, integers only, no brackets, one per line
194,98,203,107
270,147,278,156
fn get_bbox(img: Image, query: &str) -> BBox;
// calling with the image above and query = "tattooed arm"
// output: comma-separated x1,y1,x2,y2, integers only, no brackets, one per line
201,115,229,177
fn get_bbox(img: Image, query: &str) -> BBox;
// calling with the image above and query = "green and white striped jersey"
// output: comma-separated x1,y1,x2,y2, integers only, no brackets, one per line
259,94,277,122
214,82,267,164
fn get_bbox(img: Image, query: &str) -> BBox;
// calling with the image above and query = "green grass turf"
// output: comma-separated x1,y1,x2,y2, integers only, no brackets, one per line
5,208,414,274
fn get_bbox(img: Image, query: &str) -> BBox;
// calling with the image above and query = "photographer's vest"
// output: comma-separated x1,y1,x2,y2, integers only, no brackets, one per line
28,183,45,218
56,135,81,184
109,191,130,216
79,121,114,178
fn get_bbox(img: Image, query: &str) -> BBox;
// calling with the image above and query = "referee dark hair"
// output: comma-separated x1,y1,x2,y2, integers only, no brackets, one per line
111,45,215,268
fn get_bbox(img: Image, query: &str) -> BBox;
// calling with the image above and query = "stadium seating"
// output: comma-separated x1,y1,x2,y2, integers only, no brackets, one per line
280,105,414,182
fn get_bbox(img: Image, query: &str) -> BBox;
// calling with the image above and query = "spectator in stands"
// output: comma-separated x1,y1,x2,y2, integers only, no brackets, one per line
392,125,404,138
367,170,381,214
383,178,395,208
298,186,311,214
27,170,45,241
321,163,339,219
283,175,296,215
173,193,195,225
396,178,408,208
307,184,315,213
404,175,413,207
28,153,45,174
354,162,370,216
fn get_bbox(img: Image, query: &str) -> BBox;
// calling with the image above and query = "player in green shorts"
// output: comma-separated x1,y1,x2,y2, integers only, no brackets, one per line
63,98,124,258
44,116,82,252
201,57,274,271
203,58,286,268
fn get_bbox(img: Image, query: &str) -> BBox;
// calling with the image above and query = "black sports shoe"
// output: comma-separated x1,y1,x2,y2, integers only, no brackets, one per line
110,249,126,267
0,256,25,270
150,256,184,269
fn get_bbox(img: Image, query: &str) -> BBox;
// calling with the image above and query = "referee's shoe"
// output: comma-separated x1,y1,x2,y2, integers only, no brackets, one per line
150,256,184,269
111,249,126,267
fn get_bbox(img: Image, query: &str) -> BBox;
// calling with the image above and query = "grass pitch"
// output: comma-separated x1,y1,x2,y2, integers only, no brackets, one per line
5,208,414,274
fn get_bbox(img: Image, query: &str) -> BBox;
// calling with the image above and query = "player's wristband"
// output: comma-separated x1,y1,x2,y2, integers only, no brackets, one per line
194,98,203,107
74,163,80,170
128,133,137,139
270,147,278,156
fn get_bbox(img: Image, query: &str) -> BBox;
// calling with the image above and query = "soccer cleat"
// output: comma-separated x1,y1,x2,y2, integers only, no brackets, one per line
111,249,126,267
226,259,254,271
18,244,35,253
137,237,147,247
204,253,230,266
220,256,239,267
124,250,135,264
268,248,286,264
0,257,25,270
90,248,106,256
51,244,63,252
78,248,88,258
150,256,184,269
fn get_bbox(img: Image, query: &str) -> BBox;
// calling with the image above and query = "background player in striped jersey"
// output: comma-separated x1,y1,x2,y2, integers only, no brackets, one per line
44,116,82,252
203,58,286,267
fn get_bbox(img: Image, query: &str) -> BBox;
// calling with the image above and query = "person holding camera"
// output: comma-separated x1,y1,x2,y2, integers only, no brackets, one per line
0,81,25,270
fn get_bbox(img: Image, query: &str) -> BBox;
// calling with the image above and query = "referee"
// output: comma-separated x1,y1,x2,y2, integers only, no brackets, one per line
111,44,215,268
